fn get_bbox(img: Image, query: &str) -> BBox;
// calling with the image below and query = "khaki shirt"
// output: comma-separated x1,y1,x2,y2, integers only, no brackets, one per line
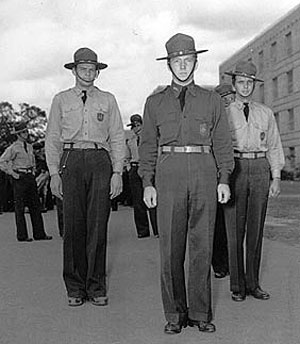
0,140,35,176
45,86,125,176
227,99,285,178
127,129,140,163
139,82,234,187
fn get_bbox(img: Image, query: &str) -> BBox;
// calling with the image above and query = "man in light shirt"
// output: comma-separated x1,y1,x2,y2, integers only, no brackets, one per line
45,48,125,307
223,60,285,302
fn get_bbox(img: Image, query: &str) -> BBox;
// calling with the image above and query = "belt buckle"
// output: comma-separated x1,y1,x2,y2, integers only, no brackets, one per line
184,146,191,153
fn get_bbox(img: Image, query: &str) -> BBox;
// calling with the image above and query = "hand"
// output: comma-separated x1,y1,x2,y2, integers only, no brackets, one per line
12,172,20,180
143,186,157,208
217,183,231,204
110,173,122,199
269,179,280,198
36,172,49,189
50,174,63,200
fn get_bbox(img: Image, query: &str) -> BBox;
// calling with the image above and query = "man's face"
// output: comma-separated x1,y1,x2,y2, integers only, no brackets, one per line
132,122,142,135
222,93,235,108
169,55,197,83
18,130,29,141
73,63,98,87
234,76,255,100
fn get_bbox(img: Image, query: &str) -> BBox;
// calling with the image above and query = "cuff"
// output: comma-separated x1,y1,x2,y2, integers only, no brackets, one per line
272,169,281,179
218,172,230,185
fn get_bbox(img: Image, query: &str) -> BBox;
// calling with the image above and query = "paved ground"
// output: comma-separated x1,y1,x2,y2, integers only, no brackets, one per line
0,203,300,344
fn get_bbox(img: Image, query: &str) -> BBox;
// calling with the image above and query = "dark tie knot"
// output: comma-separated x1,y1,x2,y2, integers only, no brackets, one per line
82,90,87,104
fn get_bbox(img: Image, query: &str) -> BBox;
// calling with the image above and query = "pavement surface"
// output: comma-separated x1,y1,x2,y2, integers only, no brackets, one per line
0,205,299,344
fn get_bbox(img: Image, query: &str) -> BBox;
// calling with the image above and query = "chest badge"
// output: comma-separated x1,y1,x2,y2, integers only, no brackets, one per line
97,112,104,121
260,132,265,141
200,123,207,136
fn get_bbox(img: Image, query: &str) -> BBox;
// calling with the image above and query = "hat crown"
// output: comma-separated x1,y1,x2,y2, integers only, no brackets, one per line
215,83,234,96
12,121,28,134
166,33,196,57
74,47,98,64
234,60,257,78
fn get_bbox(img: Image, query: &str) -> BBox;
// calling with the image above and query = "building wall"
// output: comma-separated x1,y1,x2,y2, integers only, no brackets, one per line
219,5,300,173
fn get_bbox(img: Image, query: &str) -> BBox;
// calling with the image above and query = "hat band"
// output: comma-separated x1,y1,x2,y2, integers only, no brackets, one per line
168,49,196,59
75,59,98,64
234,71,256,79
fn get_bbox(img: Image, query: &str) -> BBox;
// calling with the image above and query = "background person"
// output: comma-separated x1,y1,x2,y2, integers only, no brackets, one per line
224,60,285,302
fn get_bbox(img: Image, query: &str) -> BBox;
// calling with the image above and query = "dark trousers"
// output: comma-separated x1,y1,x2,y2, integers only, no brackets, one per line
56,197,64,237
13,173,46,240
223,158,270,294
61,149,112,298
156,153,217,324
129,165,158,236
212,204,229,274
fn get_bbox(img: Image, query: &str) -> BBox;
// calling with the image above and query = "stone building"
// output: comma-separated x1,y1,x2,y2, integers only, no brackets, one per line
219,4,300,175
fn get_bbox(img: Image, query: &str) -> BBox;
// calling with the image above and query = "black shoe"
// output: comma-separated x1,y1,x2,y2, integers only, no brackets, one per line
34,235,52,241
137,234,150,239
164,321,187,335
231,292,246,302
188,319,216,333
247,287,270,300
18,238,33,242
214,271,229,279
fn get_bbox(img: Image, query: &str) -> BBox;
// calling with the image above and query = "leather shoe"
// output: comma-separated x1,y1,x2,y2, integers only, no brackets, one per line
247,287,270,300
231,292,246,302
35,235,52,241
164,321,187,335
137,234,150,239
68,297,84,307
214,271,229,279
18,238,33,242
89,296,108,306
188,319,216,333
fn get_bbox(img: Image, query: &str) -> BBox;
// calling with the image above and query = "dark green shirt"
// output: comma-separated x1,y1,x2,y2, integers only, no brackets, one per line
139,82,234,187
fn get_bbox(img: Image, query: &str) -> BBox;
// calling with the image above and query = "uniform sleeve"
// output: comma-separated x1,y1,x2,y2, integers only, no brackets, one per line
0,145,16,176
266,109,285,179
45,95,63,176
211,93,235,184
138,97,158,187
108,95,126,174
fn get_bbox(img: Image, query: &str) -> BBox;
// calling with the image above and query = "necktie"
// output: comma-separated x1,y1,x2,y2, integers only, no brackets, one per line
137,135,140,146
178,87,187,111
82,90,87,104
243,102,249,121
23,141,28,153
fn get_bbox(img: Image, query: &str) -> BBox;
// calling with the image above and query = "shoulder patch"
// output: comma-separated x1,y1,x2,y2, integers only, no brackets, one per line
149,85,168,97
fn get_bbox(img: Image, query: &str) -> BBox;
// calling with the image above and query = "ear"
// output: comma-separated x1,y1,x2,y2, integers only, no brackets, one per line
71,67,76,77
194,60,199,72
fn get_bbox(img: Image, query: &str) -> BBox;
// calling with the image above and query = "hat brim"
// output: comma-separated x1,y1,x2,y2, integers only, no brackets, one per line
224,71,263,82
11,128,28,135
64,61,108,70
156,49,208,61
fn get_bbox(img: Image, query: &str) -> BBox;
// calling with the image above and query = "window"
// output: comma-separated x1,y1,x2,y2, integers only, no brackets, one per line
274,112,280,131
258,50,264,72
259,83,264,103
271,41,277,62
285,32,292,56
272,77,278,99
287,70,293,94
289,147,295,169
288,108,294,131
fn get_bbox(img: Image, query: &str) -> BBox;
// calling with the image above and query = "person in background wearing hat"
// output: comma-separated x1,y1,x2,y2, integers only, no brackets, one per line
139,33,234,335
211,83,235,279
223,60,284,302
127,114,158,239
0,122,52,242
45,47,125,307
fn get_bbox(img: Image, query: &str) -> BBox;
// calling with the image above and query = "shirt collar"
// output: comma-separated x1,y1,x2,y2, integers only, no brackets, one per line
234,98,253,110
171,81,196,98
73,85,95,97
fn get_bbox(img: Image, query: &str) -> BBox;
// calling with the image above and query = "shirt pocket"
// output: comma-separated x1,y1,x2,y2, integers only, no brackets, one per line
91,102,109,127
61,103,82,132
253,120,268,147
228,117,245,145
157,111,178,144
191,116,212,143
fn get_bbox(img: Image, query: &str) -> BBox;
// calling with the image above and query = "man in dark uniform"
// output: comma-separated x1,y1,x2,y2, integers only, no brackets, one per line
0,121,52,242
127,114,158,238
212,84,235,279
139,33,234,334
223,61,285,302
45,48,125,307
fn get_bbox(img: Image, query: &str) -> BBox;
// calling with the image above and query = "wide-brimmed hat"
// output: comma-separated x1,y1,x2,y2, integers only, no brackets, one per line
225,60,263,82
64,47,108,70
214,83,235,97
127,114,143,127
11,121,29,135
156,33,208,61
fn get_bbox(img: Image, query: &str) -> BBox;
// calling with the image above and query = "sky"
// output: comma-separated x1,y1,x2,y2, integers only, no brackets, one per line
0,0,299,126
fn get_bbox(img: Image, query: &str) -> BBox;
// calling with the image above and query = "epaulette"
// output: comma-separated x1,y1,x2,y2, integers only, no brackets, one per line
148,85,168,97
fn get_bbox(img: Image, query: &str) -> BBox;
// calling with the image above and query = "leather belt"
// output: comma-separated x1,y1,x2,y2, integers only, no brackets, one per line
161,145,211,154
14,167,34,174
234,151,266,159
63,142,102,150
